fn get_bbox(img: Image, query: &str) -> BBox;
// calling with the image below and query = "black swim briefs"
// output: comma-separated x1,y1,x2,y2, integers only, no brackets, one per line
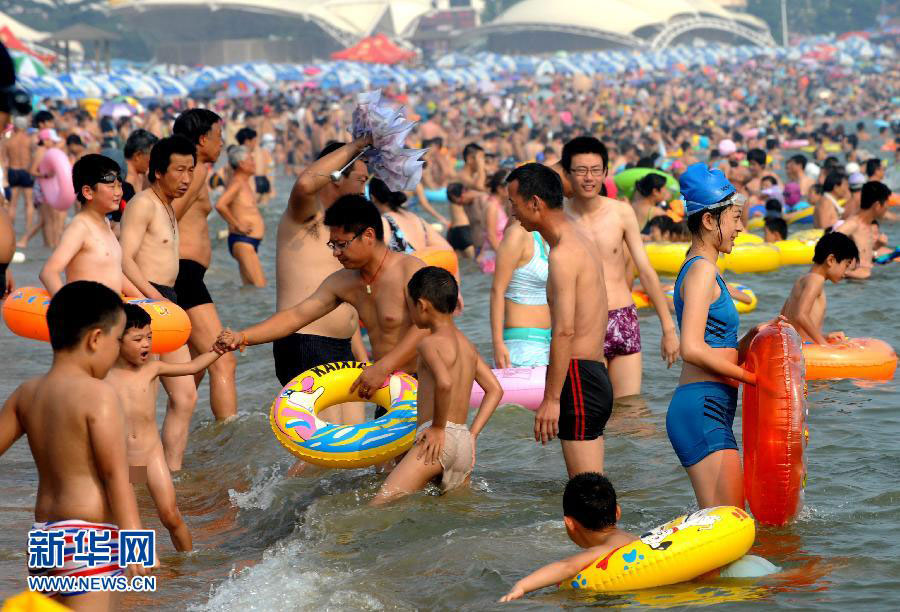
446,225,473,251
0,262,8,298
174,259,213,311
7,168,34,188
255,175,271,195
558,359,613,441
273,333,355,388
150,282,178,304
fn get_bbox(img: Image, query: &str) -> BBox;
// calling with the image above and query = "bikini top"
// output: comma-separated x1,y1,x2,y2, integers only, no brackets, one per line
384,214,415,254
673,256,739,349
505,232,549,305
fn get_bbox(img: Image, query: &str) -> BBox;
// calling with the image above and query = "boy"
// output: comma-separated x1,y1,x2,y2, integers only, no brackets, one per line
764,217,788,243
780,232,859,345
106,304,235,551
40,154,139,296
500,472,637,602
370,267,502,505
0,281,149,610
214,145,266,287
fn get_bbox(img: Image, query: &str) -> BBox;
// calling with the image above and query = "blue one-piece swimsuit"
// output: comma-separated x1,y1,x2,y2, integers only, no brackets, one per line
666,256,741,467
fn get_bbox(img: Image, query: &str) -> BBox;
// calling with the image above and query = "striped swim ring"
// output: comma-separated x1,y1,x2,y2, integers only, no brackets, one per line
269,361,417,468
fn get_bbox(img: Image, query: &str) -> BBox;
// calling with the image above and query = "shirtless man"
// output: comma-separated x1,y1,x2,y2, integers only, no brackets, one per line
835,181,891,280
785,154,814,198
123,129,158,202
560,137,679,399
458,143,487,192
267,139,370,423
746,148,777,196
217,195,429,405
505,163,613,478
40,154,138,296
254,134,276,206
170,109,238,424
215,145,265,287
815,172,849,229
446,183,478,259
120,135,198,471
1,116,35,237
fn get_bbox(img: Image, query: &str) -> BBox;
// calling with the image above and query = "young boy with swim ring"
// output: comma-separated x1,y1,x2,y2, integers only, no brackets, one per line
0,281,150,609
40,154,140,296
780,232,859,344
499,472,637,602
106,304,236,552
370,267,502,505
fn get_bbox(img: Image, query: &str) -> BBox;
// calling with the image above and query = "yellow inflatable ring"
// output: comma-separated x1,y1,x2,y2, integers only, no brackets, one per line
633,283,756,314
269,361,417,468
563,506,755,592
733,233,763,244
746,217,765,231
791,228,824,242
720,244,781,274
774,238,816,266
785,207,814,225
645,242,692,277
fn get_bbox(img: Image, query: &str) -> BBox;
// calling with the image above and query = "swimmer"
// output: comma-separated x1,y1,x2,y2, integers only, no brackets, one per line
40,154,138,296
370,267,501,505
834,181,892,279
215,145,266,287
666,163,770,509
500,472,637,602
171,110,239,425
106,305,236,552
123,129,159,203
1,115,35,239
218,195,429,406
121,135,199,471
764,217,788,243
269,139,371,426
370,177,452,253
561,137,679,399
781,232,860,345
446,182,479,259
506,163,613,478
0,282,149,610
815,172,848,229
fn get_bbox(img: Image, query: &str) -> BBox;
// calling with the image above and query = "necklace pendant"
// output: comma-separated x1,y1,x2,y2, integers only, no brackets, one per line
366,284,371,294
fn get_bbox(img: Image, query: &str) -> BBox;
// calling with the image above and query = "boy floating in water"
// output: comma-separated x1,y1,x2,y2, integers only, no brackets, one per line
780,232,859,344
106,304,235,551
370,267,502,505
0,281,149,610
500,472,637,602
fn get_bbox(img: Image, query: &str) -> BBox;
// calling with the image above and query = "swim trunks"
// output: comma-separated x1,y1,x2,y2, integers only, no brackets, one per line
604,304,642,360
227,233,262,256
0,262,7,298
666,381,738,467
150,282,178,304
417,420,474,491
7,168,34,188
558,359,613,441
28,520,123,596
173,259,213,311
255,175,271,195
446,225,473,251
503,327,551,367
273,332,354,387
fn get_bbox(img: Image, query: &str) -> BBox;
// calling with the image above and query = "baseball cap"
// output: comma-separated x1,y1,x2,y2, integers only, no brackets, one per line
38,128,61,143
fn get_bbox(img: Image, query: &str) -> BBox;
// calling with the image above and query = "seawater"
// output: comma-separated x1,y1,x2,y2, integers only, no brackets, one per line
1,174,899,610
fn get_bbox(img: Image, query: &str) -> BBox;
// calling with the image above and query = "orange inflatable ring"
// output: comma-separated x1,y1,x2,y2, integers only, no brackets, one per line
802,338,897,381
2,286,191,354
742,321,808,526
415,247,459,278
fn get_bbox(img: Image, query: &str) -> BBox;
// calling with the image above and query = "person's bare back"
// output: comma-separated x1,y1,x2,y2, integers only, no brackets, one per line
780,272,826,342
415,327,477,427
3,128,32,170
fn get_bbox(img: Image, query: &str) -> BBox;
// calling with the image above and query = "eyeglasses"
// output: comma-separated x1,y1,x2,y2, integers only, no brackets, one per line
326,231,363,252
570,166,606,177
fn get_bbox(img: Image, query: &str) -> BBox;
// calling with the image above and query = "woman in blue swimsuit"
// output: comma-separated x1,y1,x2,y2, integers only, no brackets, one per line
668,163,769,509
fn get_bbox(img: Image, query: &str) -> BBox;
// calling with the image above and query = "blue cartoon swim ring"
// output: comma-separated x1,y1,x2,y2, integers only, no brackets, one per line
269,361,417,468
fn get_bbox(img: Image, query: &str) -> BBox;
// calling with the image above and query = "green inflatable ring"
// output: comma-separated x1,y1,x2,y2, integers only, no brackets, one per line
614,168,680,201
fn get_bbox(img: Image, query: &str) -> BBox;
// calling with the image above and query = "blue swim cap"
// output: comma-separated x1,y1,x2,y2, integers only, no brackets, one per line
680,163,736,216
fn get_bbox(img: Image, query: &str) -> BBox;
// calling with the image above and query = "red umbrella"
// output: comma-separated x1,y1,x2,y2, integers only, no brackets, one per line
331,33,415,64
0,26,54,64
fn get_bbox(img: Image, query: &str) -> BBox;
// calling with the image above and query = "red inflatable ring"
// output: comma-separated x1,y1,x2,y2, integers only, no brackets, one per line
742,321,808,526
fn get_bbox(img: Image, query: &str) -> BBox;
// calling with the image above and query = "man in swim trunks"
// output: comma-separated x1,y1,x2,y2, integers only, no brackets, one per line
215,145,266,287
267,139,371,424
0,282,149,610
1,116,35,239
171,109,239,426
506,163,614,478
446,182,478,259
121,135,199,471
560,137,679,399
217,195,429,410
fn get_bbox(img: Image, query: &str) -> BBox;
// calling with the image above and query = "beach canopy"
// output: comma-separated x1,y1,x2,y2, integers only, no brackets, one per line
331,34,415,65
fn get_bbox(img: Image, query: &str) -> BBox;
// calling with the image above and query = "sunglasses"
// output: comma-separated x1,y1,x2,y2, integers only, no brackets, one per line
96,171,123,185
